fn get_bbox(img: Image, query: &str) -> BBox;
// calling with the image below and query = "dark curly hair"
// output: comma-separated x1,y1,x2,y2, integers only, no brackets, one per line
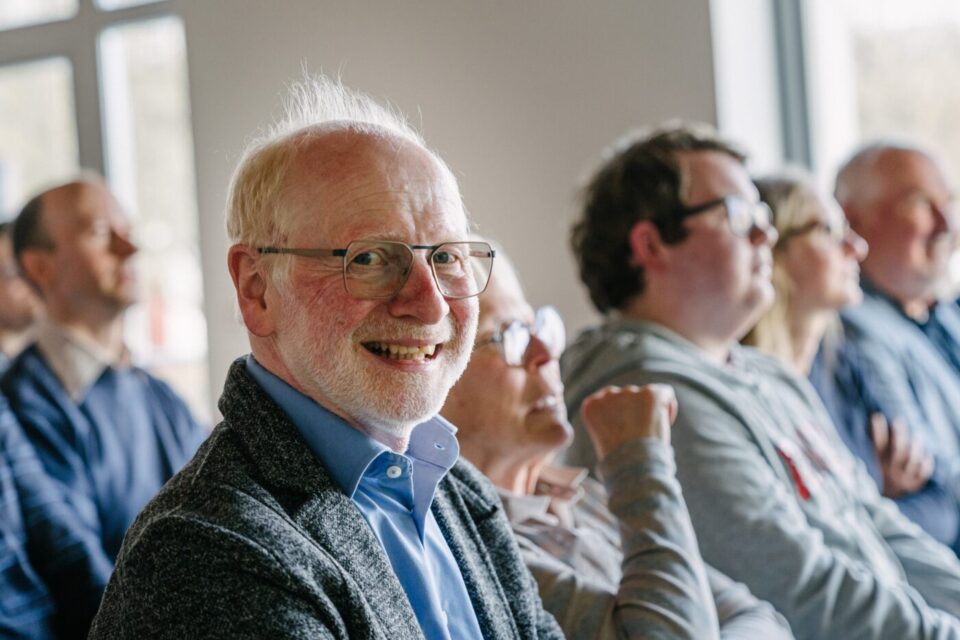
571,123,746,313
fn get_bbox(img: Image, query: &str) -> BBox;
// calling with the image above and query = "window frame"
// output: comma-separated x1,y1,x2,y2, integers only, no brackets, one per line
0,0,176,179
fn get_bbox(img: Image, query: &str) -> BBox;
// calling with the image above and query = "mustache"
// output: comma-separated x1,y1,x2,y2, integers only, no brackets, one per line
355,316,460,343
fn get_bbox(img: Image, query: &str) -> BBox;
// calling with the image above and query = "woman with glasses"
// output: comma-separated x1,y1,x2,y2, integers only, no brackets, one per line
743,171,943,522
441,247,792,639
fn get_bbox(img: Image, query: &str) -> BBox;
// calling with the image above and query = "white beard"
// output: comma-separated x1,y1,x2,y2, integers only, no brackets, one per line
276,296,475,438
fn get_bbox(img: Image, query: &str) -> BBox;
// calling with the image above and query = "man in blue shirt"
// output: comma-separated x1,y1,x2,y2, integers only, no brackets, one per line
2,176,207,636
0,223,41,376
88,76,561,639
813,142,960,553
0,396,55,639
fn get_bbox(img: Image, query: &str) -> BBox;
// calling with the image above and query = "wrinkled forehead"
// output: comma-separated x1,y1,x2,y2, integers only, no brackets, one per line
281,129,467,242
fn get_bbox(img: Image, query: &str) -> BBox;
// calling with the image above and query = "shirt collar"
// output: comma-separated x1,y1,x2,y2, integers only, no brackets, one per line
35,320,127,401
244,354,459,498
498,463,587,528
860,277,939,325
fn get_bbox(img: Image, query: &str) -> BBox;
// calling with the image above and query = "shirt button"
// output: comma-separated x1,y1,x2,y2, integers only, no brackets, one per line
441,610,449,627
386,465,402,479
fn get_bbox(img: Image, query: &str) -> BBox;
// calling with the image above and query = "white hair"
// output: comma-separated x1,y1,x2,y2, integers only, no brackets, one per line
224,74,440,287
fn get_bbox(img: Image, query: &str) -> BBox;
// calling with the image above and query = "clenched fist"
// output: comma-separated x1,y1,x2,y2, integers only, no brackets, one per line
580,383,677,461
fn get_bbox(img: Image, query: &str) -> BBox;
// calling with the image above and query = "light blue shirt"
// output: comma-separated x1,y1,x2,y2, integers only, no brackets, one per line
245,356,483,640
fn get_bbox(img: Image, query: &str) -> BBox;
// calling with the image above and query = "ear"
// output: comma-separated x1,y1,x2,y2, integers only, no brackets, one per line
227,244,276,338
627,220,668,270
18,249,52,294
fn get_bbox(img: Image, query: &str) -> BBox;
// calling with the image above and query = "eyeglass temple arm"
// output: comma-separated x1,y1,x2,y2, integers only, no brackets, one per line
257,247,347,257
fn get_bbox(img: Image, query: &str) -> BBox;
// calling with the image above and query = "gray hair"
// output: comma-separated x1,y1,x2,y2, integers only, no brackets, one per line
834,139,930,209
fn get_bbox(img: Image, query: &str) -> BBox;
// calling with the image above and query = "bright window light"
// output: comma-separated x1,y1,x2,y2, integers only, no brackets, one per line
0,57,79,219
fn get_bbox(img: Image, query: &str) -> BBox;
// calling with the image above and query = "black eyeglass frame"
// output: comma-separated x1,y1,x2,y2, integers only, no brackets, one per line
257,240,496,300
673,194,773,238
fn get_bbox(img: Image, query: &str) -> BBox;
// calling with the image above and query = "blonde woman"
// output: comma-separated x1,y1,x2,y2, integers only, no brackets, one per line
744,171,958,550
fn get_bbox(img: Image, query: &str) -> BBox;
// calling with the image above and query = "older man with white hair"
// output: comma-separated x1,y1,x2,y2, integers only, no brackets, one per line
808,142,960,554
89,77,562,639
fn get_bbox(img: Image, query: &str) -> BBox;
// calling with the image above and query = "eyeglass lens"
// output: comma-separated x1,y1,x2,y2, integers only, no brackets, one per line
342,240,494,299
500,306,566,366
727,197,772,237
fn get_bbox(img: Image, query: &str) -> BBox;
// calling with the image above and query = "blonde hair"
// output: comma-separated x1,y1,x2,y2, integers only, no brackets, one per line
743,169,840,366
224,74,435,285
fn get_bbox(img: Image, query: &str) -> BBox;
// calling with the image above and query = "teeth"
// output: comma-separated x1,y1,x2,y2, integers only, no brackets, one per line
367,342,438,361
534,396,558,410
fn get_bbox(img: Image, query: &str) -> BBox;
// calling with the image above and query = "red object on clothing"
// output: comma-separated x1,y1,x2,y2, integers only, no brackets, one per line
777,449,812,501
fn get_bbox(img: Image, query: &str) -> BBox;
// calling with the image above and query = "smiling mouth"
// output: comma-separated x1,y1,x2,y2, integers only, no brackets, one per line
363,341,441,361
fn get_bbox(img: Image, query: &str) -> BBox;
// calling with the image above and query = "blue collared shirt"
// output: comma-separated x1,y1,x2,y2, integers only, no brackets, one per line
810,282,960,551
246,356,483,640
915,297,960,377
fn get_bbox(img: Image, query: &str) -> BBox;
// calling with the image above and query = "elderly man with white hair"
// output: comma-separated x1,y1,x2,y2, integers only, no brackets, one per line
809,142,960,554
88,77,562,639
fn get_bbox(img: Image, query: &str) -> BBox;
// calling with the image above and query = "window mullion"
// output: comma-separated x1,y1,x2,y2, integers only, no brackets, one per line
73,19,106,175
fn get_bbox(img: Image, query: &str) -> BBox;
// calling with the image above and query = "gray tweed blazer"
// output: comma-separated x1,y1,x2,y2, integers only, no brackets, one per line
88,359,562,639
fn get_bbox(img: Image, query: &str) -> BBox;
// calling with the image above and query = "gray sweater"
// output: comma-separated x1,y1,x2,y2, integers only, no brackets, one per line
504,440,793,639
89,360,563,639
561,319,960,640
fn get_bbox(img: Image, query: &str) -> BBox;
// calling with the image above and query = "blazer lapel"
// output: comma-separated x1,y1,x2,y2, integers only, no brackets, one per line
292,490,424,639
220,360,424,639
433,468,518,640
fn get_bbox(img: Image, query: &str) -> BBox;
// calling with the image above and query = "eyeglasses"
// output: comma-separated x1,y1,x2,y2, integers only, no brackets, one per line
675,195,773,238
257,240,495,300
475,306,566,367
777,219,850,245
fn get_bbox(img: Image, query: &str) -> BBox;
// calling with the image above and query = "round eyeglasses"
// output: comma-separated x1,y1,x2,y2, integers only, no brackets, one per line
258,240,495,300
675,195,773,238
475,305,566,367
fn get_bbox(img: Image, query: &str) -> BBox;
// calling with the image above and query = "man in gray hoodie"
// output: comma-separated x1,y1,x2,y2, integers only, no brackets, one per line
561,123,960,640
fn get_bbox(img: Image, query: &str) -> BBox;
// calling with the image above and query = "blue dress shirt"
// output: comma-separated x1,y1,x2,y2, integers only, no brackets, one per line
0,399,55,639
811,282,960,552
246,356,483,640
916,297,960,377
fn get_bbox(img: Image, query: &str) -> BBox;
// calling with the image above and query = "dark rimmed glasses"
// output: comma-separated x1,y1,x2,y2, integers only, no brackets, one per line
475,306,566,367
676,194,773,238
258,240,495,300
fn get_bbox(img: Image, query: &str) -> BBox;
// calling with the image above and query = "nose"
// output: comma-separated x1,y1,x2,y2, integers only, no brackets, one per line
749,223,778,247
523,334,554,370
842,228,869,261
933,202,957,235
388,256,450,324
111,230,137,257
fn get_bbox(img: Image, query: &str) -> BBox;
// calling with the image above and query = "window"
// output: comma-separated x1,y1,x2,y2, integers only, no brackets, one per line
0,58,79,217
804,0,960,185
0,0,76,31
802,0,960,288
0,1,210,420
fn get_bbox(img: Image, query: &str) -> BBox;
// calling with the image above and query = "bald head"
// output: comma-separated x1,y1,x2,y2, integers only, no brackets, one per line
225,75,436,250
834,142,955,306
15,177,137,326
835,143,936,210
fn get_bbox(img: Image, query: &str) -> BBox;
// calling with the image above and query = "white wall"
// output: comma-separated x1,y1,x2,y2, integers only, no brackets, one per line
175,0,720,412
